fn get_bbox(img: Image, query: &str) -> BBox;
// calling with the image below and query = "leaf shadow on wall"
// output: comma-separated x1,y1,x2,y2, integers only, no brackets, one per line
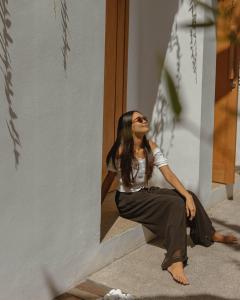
0,0,21,168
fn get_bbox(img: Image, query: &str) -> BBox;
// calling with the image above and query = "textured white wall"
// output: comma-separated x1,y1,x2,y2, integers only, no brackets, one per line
127,0,216,203
0,1,105,299
198,1,216,204
127,0,179,119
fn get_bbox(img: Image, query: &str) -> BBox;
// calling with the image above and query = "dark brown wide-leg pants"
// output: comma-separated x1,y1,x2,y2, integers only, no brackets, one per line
115,186,216,270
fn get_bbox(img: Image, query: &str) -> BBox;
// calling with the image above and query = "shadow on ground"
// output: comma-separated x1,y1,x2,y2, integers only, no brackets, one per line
211,217,240,234
135,296,239,300
211,217,240,251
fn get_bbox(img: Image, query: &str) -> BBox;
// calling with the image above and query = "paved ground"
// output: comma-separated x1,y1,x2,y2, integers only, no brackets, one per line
89,191,240,300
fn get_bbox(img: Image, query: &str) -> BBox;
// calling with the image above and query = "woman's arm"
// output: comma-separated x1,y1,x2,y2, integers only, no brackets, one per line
159,165,190,198
149,139,190,198
101,171,116,204
160,165,196,220
149,139,196,219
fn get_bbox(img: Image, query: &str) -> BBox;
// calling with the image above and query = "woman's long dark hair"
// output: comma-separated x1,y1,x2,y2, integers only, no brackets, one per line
106,111,154,188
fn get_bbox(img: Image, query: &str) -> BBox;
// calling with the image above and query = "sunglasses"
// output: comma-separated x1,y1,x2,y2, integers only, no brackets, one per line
132,116,148,124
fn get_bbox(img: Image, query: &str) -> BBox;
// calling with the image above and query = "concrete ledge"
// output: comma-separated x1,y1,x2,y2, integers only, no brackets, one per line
208,172,240,209
89,224,156,276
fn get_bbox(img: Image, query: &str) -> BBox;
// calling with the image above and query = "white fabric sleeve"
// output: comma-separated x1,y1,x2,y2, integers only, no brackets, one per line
107,158,118,173
153,147,168,167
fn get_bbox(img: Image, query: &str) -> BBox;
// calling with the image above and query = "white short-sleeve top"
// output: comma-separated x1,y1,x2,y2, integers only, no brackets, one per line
107,147,168,192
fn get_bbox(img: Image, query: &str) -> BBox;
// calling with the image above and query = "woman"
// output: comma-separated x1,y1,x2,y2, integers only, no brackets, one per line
101,110,238,285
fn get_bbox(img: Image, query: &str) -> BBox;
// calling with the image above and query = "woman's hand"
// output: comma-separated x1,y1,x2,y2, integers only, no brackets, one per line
185,194,196,221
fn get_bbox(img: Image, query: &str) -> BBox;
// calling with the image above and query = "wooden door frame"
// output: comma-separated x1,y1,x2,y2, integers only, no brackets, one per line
102,0,129,180
212,0,240,184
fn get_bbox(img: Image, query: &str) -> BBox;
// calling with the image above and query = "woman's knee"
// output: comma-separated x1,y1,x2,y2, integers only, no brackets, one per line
169,196,185,210
168,197,186,226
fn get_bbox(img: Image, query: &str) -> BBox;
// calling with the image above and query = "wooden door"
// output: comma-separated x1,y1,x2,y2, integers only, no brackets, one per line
102,0,129,182
212,0,240,184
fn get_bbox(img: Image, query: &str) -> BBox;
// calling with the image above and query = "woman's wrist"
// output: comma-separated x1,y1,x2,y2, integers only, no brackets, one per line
184,192,192,199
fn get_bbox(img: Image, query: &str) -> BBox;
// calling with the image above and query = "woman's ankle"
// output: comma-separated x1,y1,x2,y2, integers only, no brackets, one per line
168,261,184,270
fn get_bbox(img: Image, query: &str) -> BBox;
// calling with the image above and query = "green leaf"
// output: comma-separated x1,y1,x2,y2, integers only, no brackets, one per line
179,19,215,29
156,53,164,80
165,69,182,117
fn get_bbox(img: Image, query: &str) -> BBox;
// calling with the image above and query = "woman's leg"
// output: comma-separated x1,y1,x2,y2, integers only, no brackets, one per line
160,195,188,270
186,190,238,245
185,190,238,244
161,195,190,285
115,188,190,284
185,190,216,247
116,189,188,265
146,188,190,284
138,187,217,246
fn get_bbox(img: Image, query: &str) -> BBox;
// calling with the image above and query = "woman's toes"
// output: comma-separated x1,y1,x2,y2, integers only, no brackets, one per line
183,278,190,285
230,234,237,240
175,275,181,284
180,277,185,284
223,234,238,243
182,275,189,285
212,232,238,244
167,262,190,285
226,235,238,243
173,274,189,285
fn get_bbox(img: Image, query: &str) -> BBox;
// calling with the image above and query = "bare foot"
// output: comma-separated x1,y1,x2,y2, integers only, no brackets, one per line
212,232,238,244
167,261,190,285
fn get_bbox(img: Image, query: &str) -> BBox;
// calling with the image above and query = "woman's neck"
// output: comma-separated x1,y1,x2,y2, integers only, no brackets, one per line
133,133,144,150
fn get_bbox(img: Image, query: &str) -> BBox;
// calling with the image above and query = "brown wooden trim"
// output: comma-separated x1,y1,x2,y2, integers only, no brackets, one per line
212,0,239,184
102,0,129,181
102,0,118,179
122,0,129,122
114,0,129,139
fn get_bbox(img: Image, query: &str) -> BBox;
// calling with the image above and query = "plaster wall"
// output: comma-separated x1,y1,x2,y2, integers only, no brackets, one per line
127,0,216,204
0,1,105,299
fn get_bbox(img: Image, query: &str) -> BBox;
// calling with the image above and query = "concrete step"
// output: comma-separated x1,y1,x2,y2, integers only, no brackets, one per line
55,279,111,299
55,279,134,300
88,193,240,298
101,191,138,242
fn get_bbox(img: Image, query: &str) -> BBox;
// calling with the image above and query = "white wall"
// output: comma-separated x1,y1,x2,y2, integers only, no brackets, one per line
127,0,179,119
0,1,105,299
127,0,216,204
198,1,216,203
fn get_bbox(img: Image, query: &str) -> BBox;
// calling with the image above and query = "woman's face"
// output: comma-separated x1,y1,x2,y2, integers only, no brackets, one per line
131,112,149,135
